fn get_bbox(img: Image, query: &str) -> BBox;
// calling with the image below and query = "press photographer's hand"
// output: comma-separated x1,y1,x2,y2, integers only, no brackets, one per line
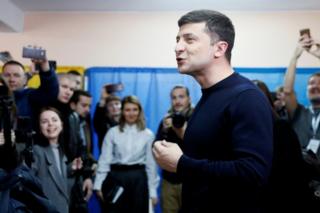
294,36,309,59
31,58,50,72
308,38,320,59
163,115,172,129
23,45,50,72
72,157,83,171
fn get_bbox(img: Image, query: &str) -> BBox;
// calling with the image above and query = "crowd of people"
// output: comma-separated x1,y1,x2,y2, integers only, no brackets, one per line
1,9,320,213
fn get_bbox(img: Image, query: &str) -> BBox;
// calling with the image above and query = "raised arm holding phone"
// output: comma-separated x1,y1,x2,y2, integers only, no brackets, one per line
1,46,59,127
283,29,320,210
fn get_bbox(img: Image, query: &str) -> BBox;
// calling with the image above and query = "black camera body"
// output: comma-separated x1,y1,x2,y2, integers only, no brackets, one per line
0,85,17,171
171,113,186,129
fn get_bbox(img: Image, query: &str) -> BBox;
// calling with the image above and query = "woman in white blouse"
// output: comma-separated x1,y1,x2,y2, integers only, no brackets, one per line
94,95,159,213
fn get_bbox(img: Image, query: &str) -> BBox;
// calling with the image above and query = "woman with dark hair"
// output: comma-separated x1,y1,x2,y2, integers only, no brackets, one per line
31,107,82,213
252,80,313,212
94,95,159,213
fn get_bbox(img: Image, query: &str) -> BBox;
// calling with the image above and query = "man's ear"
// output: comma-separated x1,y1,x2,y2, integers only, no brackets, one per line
214,41,229,58
23,73,29,87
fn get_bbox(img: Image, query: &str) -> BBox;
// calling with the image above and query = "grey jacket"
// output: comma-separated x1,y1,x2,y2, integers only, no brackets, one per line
32,144,70,213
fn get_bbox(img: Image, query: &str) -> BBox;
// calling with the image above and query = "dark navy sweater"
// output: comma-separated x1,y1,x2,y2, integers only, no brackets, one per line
14,68,59,123
177,73,273,213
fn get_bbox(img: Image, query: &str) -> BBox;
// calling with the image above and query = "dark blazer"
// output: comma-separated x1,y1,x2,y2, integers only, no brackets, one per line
32,144,69,213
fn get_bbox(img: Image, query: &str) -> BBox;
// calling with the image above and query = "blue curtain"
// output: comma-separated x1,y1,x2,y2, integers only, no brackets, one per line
85,66,319,213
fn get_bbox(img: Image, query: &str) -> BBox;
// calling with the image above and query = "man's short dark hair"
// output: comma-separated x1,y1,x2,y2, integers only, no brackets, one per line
309,72,320,80
105,95,121,105
67,70,81,76
2,60,25,72
170,85,190,98
69,90,91,104
178,10,235,63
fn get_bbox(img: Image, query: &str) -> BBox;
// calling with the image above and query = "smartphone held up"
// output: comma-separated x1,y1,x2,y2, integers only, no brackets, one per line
300,28,312,49
104,83,124,94
22,46,46,60
300,28,311,38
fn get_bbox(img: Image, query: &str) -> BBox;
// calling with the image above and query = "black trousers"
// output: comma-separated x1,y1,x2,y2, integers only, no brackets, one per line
102,164,149,213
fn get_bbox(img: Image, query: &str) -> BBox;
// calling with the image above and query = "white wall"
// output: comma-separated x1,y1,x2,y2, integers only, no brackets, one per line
0,11,320,68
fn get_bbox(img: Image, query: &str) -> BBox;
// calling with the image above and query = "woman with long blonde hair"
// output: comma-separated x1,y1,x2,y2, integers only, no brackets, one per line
94,95,159,213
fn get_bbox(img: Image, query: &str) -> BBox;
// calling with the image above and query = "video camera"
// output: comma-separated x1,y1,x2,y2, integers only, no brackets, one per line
0,85,34,169
15,117,35,167
0,85,17,171
170,112,186,129
0,84,14,139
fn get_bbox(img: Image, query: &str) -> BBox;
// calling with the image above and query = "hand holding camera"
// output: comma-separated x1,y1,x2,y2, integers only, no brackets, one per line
162,114,173,129
297,29,320,59
308,38,320,59
22,46,50,72
299,28,312,49
162,113,187,139
171,113,187,129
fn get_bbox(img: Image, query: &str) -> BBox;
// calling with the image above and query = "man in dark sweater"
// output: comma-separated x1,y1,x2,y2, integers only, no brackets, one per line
153,10,273,212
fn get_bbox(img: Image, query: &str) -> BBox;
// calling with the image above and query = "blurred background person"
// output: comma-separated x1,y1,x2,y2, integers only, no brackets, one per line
252,80,313,212
94,95,159,213
52,73,76,117
283,35,320,209
93,93,121,151
67,70,83,90
155,85,193,213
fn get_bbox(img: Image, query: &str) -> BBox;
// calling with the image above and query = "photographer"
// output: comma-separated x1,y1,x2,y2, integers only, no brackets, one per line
0,77,58,213
93,84,123,151
283,34,320,209
69,90,97,213
0,76,18,171
155,85,193,213
1,49,59,128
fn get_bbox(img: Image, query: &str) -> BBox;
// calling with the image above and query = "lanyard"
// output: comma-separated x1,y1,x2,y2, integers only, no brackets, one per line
310,107,320,137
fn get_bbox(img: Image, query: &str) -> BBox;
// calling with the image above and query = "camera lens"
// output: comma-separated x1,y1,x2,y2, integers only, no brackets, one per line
172,113,186,128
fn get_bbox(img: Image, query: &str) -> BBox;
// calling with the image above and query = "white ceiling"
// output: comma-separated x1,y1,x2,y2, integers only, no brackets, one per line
9,0,320,12
1,0,320,32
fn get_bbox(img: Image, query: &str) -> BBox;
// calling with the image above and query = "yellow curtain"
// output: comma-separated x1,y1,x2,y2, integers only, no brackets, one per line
27,66,85,88
0,65,85,88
